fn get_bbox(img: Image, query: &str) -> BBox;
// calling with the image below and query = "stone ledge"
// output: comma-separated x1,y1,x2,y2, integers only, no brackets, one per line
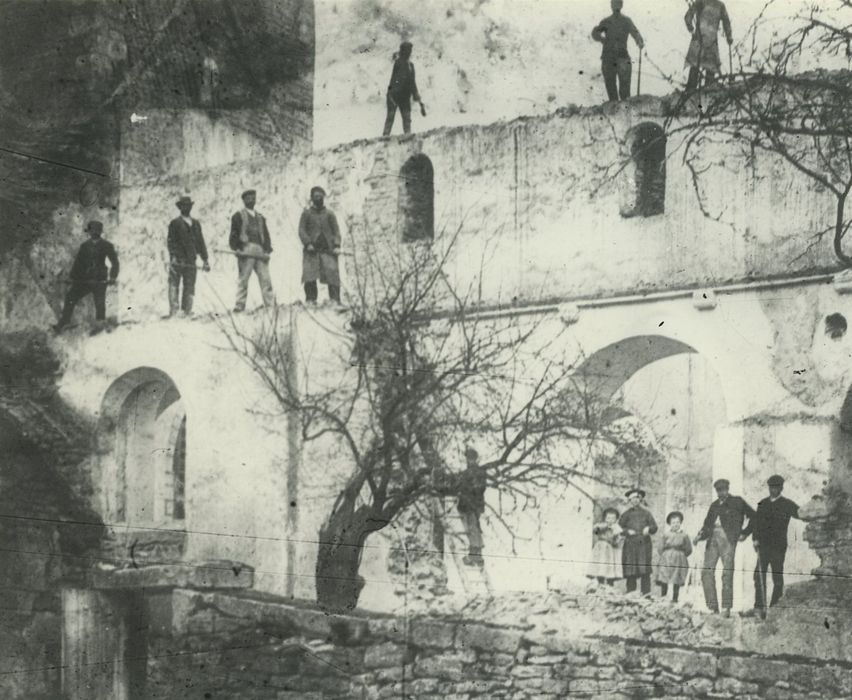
91,561,253,590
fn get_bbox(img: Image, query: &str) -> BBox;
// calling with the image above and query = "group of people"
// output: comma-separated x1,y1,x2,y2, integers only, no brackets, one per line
592,0,733,103
588,475,799,619
53,187,345,333
383,0,735,138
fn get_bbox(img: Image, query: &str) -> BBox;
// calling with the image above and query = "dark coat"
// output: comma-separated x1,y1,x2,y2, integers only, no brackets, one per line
70,237,119,282
457,465,487,515
387,58,420,103
229,209,272,253
592,12,643,59
618,505,658,577
696,495,755,545
742,496,799,551
299,206,341,285
167,217,208,264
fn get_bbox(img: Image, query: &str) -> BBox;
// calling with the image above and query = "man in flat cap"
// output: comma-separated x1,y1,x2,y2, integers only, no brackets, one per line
167,195,209,317
299,186,342,305
693,478,755,616
741,475,800,618
54,220,119,333
618,488,658,595
229,189,275,312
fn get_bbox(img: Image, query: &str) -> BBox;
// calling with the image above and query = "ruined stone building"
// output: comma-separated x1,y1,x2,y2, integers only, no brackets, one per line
4,1,852,699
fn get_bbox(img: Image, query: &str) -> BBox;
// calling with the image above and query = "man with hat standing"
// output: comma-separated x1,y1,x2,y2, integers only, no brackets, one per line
618,488,658,595
167,195,209,317
54,220,119,333
299,186,342,305
741,475,800,618
693,478,755,616
229,189,275,312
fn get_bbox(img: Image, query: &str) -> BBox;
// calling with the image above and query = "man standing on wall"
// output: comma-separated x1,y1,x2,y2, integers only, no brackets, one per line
457,447,487,566
54,220,119,334
591,0,645,102
694,478,755,617
618,488,658,595
167,195,210,317
299,186,342,305
382,41,426,136
229,189,275,312
741,474,800,619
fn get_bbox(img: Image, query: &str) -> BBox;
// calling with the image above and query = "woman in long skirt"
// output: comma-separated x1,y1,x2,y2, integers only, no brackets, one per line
587,507,623,585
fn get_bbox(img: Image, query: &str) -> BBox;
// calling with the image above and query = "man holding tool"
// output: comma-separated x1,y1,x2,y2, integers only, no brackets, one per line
591,0,645,103
228,189,275,312
53,220,119,334
382,41,426,136
167,195,210,317
299,186,342,305
684,0,733,91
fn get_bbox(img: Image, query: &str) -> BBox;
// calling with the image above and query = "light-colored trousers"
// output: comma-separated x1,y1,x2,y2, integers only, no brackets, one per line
234,243,275,309
701,526,737,611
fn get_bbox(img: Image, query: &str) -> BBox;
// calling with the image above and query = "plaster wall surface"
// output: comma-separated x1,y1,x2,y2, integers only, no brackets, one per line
17,96,836,333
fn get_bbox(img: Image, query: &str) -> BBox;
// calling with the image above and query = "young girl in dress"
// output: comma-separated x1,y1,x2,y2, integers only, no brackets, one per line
587,507,623,586
656,511,693,602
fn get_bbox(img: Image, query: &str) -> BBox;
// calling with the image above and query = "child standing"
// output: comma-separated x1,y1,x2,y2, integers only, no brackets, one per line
587,507,623,586
656,511,693,602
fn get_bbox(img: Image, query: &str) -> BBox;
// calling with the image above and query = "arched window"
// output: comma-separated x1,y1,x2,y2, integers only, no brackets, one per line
400,154,434,241
621,122,666,218
99,368,186,525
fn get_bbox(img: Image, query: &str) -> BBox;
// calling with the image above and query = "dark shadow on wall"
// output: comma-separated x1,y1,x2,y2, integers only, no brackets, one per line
621,122,667,218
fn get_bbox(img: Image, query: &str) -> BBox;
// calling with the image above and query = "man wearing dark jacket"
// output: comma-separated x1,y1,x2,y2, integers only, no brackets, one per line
742,474,799,618
228,189,275,312
382,41,425,136
167,195,209,316
54,220,119,333
299,186,342,304
591,0,645,102
693,478,755,616
458,447,487,566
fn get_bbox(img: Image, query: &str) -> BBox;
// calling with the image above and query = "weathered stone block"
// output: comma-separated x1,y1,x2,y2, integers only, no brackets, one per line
657,648,717,678
511,664,551,678
715,676,760,695
717,655,788,684
91,561,254,590
413,654,466,680
456,623,522,654
411,618,456,648
363,641,410,669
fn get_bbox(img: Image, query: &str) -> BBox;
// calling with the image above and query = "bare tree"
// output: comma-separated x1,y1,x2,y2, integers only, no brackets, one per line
221,222,659,613
662,0,852,265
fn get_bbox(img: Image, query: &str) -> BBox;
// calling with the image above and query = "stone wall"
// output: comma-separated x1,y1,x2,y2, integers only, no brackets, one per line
30,93,837,332
140,586,852,699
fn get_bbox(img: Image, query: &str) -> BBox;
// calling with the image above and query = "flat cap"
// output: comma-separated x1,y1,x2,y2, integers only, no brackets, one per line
625,487,645,499
86,220,103,234
713,478,730,490
767,474,785,487
241,189,256,199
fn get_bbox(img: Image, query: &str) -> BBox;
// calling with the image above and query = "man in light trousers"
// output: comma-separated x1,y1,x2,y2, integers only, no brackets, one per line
228,189,275,312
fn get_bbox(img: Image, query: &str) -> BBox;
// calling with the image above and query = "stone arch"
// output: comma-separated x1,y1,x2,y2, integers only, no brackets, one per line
573,335,728,601
98,367,186,526
400,154,435,242
621,122,666,218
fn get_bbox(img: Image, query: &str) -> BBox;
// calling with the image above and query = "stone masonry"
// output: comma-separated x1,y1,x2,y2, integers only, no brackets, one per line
143,586,852,699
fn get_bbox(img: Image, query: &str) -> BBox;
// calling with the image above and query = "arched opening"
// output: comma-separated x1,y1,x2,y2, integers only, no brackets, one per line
621,122,666,218
399,154,434,242
548,336,729,605
99,368,186,526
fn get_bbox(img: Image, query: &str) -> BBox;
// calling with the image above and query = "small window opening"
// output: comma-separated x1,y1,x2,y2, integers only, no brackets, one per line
622,122,667,218
826,313,847,340
400,154,434,242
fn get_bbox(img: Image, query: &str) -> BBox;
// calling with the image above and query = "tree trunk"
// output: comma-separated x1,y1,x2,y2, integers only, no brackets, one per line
315,501,388,613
